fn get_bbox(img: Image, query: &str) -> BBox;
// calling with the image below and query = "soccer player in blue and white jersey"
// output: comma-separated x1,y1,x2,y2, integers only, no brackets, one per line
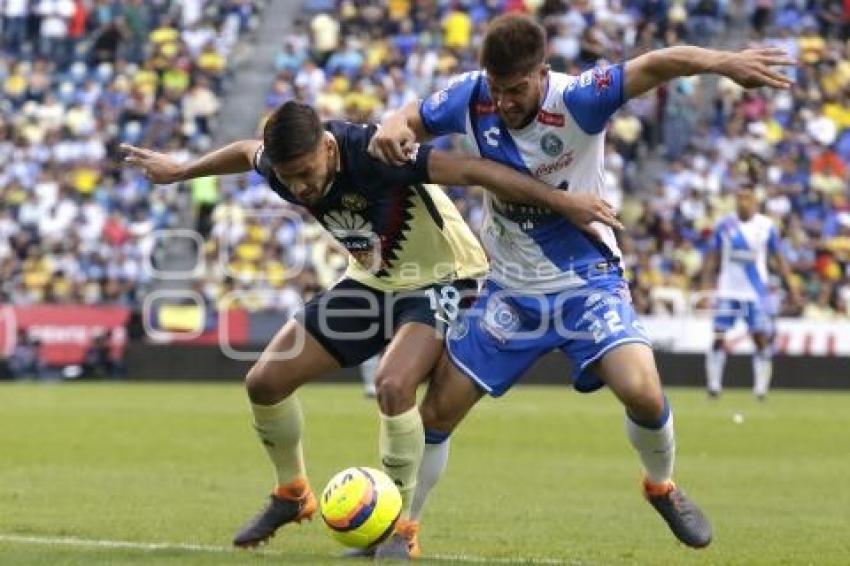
369,14,794,557
701,185,799,400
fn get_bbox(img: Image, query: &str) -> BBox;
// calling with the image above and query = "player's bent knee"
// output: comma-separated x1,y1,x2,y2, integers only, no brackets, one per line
375,371,417,414
245,363,287,405
618,368,665,422
419,397,459,435
627,389,666,423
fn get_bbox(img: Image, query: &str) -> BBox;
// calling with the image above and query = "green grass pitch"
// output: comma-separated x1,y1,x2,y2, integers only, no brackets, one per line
1,382,849,565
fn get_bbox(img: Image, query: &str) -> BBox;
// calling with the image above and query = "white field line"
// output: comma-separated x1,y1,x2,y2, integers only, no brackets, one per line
0,533,578,564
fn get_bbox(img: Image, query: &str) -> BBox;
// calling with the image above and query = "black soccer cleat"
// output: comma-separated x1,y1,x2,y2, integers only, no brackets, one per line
232,487,317,548
644,479,712,548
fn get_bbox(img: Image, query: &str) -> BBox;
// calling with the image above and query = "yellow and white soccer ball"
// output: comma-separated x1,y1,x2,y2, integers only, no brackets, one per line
320,467,402,549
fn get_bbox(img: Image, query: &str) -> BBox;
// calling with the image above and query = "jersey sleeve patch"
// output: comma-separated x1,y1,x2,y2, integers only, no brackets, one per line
420,72,478,137
563,63,625,135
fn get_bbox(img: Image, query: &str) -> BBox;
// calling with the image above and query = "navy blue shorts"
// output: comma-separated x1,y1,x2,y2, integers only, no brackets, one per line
299,278,477,367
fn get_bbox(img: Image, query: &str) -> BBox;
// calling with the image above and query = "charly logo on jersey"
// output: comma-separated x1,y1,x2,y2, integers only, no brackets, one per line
540,132,564,157
483,126,500,147
341,193,367,212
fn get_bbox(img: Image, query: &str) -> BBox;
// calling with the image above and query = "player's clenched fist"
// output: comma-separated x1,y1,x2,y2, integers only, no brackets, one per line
368,122,417,166
121,143,186,184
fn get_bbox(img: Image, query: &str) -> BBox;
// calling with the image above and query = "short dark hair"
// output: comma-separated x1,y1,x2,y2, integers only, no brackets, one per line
263,101,323,164
480,14,546,78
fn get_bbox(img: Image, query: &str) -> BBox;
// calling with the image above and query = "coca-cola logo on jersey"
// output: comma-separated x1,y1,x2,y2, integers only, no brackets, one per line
533,150,574,177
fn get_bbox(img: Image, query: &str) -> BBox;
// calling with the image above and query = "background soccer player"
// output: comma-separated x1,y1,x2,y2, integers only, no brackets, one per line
369,14,794,556
123,100,620,551
701,184,800,400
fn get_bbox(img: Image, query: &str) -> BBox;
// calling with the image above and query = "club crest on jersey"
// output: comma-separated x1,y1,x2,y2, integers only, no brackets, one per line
341,192,367,212
481,295,520,343
593,66,613,93
540,133,564,157
449,316,470,341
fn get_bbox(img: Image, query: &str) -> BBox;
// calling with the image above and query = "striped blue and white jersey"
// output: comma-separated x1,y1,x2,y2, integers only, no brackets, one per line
420,64,626,293
710,213,780,303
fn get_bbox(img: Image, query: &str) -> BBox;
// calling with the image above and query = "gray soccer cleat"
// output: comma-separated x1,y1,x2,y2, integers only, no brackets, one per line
374,518,420,561
644,479,712,548
232,487,317,548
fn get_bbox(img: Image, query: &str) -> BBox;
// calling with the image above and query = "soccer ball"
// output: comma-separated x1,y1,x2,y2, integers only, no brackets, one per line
320,467,402,549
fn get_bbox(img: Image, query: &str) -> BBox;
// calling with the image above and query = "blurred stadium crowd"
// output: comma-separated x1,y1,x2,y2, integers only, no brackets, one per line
2,0,850,321
0,0,259,306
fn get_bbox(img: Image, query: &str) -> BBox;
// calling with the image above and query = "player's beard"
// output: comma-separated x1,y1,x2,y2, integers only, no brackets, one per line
304,152,337,205
499,104,537,130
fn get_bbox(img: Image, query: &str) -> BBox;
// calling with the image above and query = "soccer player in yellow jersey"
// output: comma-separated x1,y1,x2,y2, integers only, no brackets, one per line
123,100,621,551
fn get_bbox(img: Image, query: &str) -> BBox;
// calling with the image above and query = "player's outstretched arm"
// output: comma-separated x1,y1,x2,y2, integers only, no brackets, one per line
121,140,261,184
698,249,719,308
624,46,795,100
700,249,719,290
369,101,432,166
427,150,623,237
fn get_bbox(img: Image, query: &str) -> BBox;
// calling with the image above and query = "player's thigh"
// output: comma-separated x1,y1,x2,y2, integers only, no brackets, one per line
562,277,654,395
745,301,774,344
593,342,665,420
245,319,340,404
375,321,444,412
420,350,484,434
302,278,390,368
446,280,557,397
379,278,471,389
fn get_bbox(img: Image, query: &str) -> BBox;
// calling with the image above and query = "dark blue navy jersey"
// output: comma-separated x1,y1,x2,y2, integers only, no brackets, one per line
253,120,487,290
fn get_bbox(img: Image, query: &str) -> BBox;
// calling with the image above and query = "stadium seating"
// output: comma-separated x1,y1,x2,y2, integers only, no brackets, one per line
0,0,260,307
200,0,848,318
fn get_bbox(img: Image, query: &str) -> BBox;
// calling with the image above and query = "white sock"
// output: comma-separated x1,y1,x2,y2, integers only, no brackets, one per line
410,435,450,521
753,351,773,397
706,348,726,394
626,403,675,485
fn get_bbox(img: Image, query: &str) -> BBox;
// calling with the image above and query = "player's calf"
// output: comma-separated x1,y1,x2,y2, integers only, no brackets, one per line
705,337,726,398
752,336,773,400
